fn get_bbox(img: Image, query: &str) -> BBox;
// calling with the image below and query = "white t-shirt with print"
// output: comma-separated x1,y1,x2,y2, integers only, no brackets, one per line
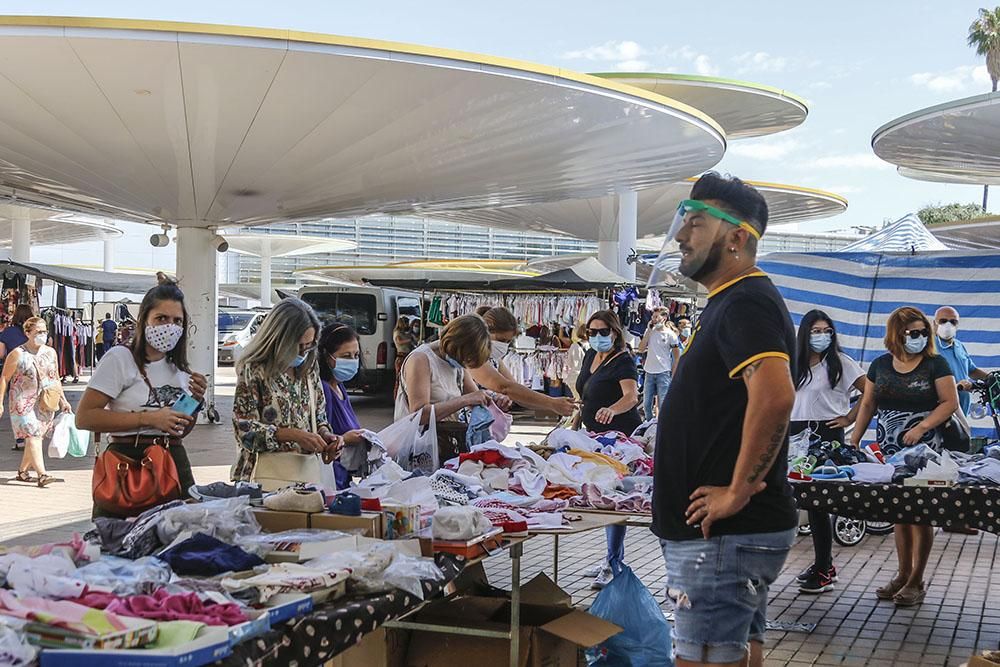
790,352,865,422
88,346,192,436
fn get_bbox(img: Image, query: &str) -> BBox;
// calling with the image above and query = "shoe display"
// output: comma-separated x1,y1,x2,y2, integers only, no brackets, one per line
798,568,835,594
591,565,614,590
327,492,362,516
263,487,325,513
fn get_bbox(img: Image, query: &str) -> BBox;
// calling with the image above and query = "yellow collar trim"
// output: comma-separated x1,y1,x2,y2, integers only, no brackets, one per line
707,271,767,299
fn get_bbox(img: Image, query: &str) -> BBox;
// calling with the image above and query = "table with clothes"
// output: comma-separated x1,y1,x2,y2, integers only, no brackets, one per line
791,442,1000,534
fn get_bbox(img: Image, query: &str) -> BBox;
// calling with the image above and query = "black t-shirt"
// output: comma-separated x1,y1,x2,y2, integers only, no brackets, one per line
576,348,642,435
866,354,953,413
652,273,799,541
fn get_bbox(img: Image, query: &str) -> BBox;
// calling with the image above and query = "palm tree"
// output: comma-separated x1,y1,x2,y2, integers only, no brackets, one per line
968,7,1000,210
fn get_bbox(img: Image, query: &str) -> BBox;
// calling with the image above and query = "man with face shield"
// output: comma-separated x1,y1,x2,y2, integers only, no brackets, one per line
650,173,798,667
934,306,990,417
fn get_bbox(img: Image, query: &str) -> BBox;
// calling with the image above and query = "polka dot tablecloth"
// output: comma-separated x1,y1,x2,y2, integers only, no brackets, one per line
793,481,1000,533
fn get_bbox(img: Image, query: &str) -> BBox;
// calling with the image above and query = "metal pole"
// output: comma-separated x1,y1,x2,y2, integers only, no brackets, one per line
509,541,522,667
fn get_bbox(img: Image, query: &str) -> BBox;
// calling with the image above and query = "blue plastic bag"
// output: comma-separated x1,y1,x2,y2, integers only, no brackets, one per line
586,565,673,667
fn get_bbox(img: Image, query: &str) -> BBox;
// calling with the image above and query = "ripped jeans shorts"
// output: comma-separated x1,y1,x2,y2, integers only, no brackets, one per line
661,528,795,664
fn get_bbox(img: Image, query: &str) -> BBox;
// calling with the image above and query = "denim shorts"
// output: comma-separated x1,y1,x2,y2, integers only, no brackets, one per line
661,528,795,664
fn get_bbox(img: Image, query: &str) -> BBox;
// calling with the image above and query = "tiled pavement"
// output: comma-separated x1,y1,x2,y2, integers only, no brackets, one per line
2,372,998,665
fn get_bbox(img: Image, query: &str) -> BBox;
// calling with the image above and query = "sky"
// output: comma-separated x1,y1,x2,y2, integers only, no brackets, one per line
2,0,997,239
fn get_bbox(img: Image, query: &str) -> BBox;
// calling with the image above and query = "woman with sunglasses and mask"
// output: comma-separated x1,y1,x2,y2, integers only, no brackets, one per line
790,310,866,594
851,306,959,607
231,299,342,485
576,310,640,589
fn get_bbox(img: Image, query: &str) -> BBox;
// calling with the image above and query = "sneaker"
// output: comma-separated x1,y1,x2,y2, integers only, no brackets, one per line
263,487,325,513
583,562,606,577
798,568,835,594
328,492,362,516
796,564,838,583
591,566,614,590
189,481,263,505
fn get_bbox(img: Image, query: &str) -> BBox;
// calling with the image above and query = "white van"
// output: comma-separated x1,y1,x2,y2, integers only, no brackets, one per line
298,285,421,394
218,309,268,364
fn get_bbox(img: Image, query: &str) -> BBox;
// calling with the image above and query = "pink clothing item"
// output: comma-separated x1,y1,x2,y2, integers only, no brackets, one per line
0,589,127,635
72,589,248,627
0,533,92,564
570,483,652,513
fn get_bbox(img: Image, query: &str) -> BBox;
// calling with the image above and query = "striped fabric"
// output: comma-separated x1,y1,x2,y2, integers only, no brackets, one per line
759,250,1000,438
840,213,949,253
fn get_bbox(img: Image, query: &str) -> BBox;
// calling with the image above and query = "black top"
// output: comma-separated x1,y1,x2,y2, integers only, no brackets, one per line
866,354,952,413
652,273,799,541
576,348,642,435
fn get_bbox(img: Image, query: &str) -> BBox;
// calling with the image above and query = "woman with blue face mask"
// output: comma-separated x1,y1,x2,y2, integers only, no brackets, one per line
789,309,866,595
575,310,641,590
319,323,367,478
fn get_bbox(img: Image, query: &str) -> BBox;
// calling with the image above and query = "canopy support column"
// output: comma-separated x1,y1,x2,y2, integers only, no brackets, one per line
176,227,218,422
103,236,115,301
11,206,30,263
260,238,272,308
597,192,637,281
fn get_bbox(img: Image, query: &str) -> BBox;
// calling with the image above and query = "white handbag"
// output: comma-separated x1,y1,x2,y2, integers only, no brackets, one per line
251,371,323,491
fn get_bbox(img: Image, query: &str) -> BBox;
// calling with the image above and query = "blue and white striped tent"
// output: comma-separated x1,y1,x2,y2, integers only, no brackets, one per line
758,250,1000,438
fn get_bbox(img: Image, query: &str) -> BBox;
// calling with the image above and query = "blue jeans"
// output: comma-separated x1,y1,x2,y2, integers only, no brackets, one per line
661,528,795,664
642,371,671,419
606,525,626,569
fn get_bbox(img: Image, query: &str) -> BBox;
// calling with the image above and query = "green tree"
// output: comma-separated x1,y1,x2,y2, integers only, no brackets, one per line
967,7,1000,209
917,202,993,226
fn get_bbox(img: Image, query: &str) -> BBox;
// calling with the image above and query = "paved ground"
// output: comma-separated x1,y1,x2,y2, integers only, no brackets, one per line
1,368,998,665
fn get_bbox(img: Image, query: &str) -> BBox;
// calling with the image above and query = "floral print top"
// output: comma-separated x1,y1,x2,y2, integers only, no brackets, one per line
231,363,332,482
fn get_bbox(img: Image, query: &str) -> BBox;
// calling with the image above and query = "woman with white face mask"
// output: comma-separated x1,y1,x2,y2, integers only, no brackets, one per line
77,276,208,516
851,306,959,607
318,323,366,479
789,310,865,595
0,315,71,487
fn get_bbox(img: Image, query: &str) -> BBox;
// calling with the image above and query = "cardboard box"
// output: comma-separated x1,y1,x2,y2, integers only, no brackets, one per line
252,508,312,532
401,596,620,667
969,657,1000,667
382,503,421,539
264,593,314,625
40,626,231,667
311,511,384,538
227,609,271,648
326,627,387,667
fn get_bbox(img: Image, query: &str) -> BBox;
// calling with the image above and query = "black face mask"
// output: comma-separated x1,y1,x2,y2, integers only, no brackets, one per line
685,234,727,283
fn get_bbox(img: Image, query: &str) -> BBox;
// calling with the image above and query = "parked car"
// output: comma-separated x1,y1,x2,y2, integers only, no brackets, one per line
299,285,421,394
218,310,266,364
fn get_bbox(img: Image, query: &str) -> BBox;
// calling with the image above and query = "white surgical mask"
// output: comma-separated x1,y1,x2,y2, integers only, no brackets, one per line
33,333,47,346
681,327,692,338
491,340,510,360
937,323,957,341
146,323,183,353
809,333,832,353
904,336,928,355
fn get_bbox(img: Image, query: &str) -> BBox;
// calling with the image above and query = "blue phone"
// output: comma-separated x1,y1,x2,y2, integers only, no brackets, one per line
173,393,200,416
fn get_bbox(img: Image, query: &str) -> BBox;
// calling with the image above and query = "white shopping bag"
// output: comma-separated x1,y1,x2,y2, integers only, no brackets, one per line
379,410,422,461
379,406,439,474
48,412,73,459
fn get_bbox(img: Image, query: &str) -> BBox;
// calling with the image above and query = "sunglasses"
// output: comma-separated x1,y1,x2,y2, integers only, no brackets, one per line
903,329,929,340
937,318,958,326
587,327,612,338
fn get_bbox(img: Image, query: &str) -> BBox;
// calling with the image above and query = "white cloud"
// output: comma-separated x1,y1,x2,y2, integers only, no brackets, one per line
809,153,892,170
822,184,864,195
562,40,644,62
909,65,991,93
728,136,803,161
614,59,650,72
693,54,719,77
733,51,788,73
808,81,833,90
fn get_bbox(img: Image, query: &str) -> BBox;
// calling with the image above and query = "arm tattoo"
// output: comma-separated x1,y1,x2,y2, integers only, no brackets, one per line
747,421,788,484
742,360,763,381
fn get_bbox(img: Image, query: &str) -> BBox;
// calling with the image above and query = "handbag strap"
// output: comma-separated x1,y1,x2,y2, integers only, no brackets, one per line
136,362,162,407
22,346,47,398
308,372,317,434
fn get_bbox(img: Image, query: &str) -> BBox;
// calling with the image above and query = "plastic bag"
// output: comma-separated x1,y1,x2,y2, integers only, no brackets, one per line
379,411,422,461
383,553,445,600
787,427,814,465
67,422,91,457
586,566,672,667
75,556,173,595
487,401,513,442
399,406,439,474
48,413,73,458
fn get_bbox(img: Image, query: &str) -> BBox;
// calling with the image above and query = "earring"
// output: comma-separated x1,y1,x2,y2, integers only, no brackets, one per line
729,247,737,253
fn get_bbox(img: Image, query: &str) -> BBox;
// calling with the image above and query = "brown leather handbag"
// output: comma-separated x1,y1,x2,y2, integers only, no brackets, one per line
92,366,182,515
92,437,181,516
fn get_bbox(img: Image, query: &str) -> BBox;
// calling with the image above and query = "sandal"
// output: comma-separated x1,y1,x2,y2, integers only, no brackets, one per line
875,575,908,600
37,474,54,488
894,584,926,607
15,469,33,483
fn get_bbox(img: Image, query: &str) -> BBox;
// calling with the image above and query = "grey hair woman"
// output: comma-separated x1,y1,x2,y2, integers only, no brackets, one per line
231,298,342,483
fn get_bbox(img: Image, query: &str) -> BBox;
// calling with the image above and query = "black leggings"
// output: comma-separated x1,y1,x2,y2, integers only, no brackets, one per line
790,420,846,570
92,442,195,519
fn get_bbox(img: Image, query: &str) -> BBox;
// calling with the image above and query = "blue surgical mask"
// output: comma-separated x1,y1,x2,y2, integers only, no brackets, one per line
332,357,359,383
589,334,614,353
446,355,464,370
290,354,306,369
809,333,832,353
904,336,928,355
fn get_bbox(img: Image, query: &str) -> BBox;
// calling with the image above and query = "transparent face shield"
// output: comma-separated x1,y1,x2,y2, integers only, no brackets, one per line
645,199,761,287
